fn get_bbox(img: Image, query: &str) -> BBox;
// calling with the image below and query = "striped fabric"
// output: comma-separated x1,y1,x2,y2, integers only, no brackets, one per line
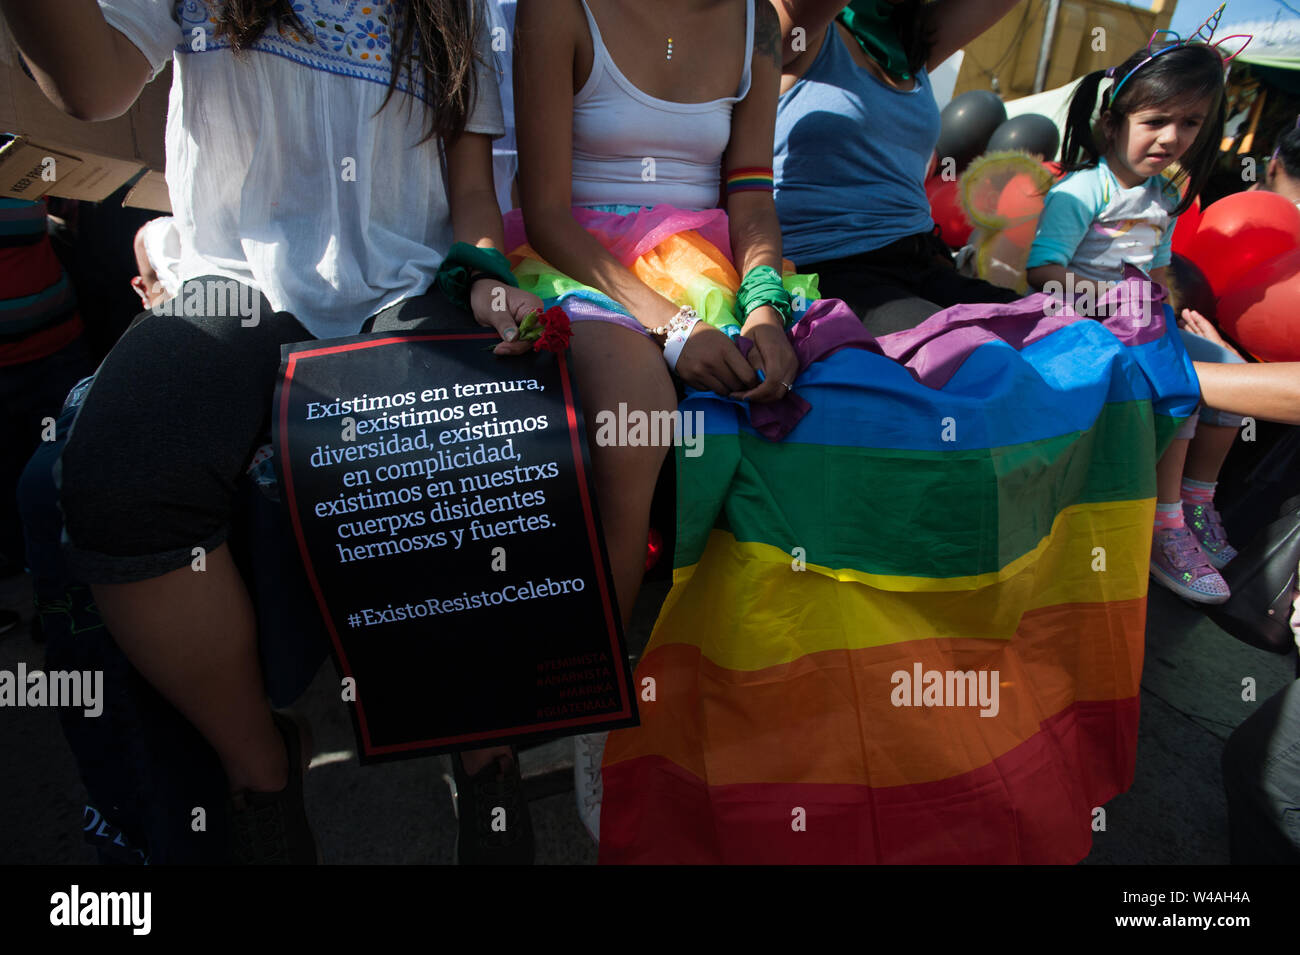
599,279,1200,864
0,198,82,366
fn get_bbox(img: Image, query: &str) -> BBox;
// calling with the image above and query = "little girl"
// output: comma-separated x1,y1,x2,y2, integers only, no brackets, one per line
1026,27,1247,605
4,0,541,863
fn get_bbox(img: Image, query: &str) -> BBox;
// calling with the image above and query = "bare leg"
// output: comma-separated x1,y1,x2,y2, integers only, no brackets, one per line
91,544,286,793
465,325,671,776
1184,423,1238,484
570,322,677,629
1157,437,1190,505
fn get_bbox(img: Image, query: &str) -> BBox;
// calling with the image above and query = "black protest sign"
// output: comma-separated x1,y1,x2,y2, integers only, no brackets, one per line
273,331,637,760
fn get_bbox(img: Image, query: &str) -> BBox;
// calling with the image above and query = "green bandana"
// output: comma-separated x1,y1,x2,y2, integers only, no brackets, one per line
837,0,913,82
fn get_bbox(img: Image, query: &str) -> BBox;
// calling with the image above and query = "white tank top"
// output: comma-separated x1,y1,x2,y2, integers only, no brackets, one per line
571,0,754,211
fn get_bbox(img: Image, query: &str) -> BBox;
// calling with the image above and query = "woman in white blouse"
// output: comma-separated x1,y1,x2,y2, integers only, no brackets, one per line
2,0,541,864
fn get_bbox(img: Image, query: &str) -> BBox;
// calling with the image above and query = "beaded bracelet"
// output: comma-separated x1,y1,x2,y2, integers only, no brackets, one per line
650,305,699,340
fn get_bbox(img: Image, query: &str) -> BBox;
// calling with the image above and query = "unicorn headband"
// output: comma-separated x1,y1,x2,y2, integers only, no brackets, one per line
1105,3,1251,102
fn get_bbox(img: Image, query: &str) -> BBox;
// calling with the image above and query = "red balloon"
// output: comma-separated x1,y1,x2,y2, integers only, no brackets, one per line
1216,247,1300,361
1170,195,1202,259
926,175,972,248
995,171,1047,249
1187,191,1300,298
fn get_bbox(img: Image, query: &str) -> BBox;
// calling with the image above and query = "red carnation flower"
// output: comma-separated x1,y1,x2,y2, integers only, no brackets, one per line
532,305,572,353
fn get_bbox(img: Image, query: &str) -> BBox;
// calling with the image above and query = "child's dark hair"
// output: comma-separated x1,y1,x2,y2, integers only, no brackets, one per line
1273,123,1300,180
1059,43,1228,216
204,0,486,147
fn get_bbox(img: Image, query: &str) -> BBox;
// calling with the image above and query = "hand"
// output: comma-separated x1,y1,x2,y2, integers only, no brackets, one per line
1179,308,1242,359
470,280,543,356
675,323,759,396
130,275,168,309
735,308,798,403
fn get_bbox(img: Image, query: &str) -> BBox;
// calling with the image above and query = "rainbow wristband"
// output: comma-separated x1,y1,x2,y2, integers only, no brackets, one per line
726,166,775,196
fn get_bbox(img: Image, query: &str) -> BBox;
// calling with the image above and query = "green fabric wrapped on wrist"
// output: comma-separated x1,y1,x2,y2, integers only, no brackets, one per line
736,265,794,327
435,242,518,310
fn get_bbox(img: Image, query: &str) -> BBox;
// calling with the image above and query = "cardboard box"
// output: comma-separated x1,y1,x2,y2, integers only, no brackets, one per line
0,18,170,209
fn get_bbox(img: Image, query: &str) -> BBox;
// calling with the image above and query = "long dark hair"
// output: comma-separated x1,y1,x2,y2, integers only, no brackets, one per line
207,0,486,146
890,0,934,75
1273,124,1300,180
1059,43,1227,216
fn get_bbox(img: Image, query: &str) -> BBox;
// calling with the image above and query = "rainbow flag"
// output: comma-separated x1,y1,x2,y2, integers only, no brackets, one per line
599,281,1200,864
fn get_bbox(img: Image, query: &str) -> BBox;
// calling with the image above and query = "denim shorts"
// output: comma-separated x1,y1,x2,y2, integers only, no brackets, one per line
1177,327,1247,438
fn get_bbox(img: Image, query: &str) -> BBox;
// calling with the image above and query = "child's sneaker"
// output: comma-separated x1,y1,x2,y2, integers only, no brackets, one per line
1151,525,1231,604
573,731,607,843
1183,501,1238,569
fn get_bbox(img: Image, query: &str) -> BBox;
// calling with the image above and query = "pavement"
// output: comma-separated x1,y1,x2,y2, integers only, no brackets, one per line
1,567,1294,865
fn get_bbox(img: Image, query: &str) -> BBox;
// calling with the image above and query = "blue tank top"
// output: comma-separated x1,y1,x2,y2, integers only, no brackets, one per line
774,24,940,264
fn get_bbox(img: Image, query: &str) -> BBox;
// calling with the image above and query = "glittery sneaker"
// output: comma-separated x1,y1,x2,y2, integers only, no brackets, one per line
1183,501,1238,569
1150,525,1231,604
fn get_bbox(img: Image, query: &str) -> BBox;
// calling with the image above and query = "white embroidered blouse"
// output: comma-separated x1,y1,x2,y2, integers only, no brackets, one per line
98,0,505,338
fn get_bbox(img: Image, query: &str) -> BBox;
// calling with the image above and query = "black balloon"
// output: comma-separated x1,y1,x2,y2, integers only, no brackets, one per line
1170,253,1217,321
987,113,1061,161
935,90,1007,173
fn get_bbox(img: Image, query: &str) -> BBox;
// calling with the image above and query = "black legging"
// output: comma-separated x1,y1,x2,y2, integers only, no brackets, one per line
57,276,471,583
800,231,1022,337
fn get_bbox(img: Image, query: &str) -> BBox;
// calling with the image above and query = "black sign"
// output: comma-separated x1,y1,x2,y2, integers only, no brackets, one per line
273,331,637,760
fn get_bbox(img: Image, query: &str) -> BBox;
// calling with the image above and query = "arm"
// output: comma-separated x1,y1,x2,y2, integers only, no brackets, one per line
921,0,1022,72
772,0,1020,72
514,0,754,393
722,0,798,403
0,0,152,120
770,0,843,67
515,0,678,329
445,130,540,355
1194,362,1300,425
1026,263,1068,292
1026,179,1098,291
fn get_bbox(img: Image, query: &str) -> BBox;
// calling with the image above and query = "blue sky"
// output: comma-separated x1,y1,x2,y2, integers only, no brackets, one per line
1142,0,1300,33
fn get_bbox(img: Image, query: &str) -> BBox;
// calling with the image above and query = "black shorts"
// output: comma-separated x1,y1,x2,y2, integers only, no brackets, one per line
57,276,472,583
800,231,1022,337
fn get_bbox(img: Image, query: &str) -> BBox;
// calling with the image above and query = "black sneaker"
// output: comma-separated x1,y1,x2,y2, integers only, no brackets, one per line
450,748,535,865
228,711,318,864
